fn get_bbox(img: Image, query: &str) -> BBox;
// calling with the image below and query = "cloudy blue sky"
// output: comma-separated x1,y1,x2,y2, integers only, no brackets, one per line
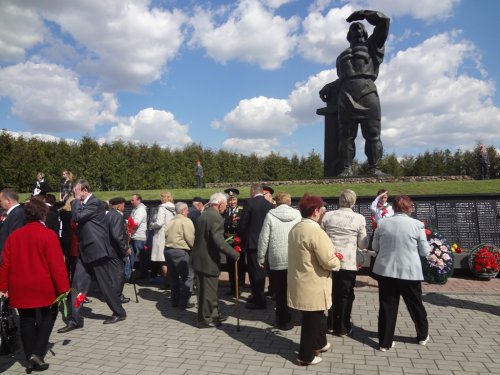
0,0,499,159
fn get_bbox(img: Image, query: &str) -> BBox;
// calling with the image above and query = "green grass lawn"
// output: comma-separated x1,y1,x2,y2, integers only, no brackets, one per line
27,179,499,202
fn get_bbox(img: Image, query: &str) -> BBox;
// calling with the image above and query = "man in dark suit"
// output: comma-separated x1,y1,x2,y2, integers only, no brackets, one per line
106,197,131,304
239,184,274,309
58,180,126,333
190,192,240,328
0,188,26,258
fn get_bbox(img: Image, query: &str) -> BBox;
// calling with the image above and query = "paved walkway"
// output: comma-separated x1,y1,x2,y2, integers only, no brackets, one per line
1,275,500,374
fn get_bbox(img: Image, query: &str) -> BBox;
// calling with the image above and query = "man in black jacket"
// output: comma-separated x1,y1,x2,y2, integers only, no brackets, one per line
58,180,126,333
0,188,26,259
106,197,131,303
239,184,274,309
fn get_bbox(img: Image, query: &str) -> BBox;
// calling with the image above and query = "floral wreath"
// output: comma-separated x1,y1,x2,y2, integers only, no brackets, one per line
421,223,454,284
468,243,500,278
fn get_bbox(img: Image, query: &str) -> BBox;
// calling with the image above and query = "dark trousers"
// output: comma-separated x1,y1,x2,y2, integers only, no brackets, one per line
69,257,126,326
18,305,58,359
108,256,126,297
246,251,266,307
328,270,356,333
298,310,327,362
196,271,219,323
227,253,246,293
480,163,489,179
164,248,194,306
377,276,429,348
270,269,290,325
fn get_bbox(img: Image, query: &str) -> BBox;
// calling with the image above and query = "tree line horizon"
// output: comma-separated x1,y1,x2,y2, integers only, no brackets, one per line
0,132,497,193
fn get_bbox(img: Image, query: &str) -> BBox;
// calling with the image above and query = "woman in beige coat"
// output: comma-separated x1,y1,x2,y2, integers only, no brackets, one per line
288,194,341,366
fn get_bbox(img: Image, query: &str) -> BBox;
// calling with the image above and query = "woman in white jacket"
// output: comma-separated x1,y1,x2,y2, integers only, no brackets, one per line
150,192,175,285
257,192,301,330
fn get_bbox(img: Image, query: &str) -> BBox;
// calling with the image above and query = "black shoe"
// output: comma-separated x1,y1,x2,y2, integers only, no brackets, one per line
277,323,293,331
197,320,221,328
180,302,195,309
103,315,126,324
120,297,131,304
214,315,228,322
57,324,83,333
29,354,49,372
245,302,266,310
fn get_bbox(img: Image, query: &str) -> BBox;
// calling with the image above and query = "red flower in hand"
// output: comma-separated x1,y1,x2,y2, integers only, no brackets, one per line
127,217,138,235
425,229,432,239
233,237,241,245
336,253,344,260
234,245,241,253
74,292,86,308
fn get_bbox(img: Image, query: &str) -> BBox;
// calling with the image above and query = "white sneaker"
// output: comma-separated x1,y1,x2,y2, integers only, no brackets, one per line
418,335,430,346
319,342,331,353
296,356,323,366
379,341,395,352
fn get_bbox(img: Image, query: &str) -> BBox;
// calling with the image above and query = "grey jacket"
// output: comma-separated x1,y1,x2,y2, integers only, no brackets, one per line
257,205,301,270
372,213,430,280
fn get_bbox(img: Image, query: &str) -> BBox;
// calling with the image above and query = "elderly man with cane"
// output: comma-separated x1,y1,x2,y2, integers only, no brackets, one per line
190,192,240,328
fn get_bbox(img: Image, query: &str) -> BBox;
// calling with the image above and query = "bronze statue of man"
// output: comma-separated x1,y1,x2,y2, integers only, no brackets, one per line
321,10,390,177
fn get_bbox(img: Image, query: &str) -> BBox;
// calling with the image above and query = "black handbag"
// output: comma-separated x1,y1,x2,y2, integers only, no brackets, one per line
0,297,17,355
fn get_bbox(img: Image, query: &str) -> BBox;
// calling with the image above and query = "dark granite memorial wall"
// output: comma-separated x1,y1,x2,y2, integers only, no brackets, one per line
133,194,500,249
323,195,500,249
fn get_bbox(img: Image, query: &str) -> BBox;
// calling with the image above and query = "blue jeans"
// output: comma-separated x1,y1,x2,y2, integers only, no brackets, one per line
130,239,149,279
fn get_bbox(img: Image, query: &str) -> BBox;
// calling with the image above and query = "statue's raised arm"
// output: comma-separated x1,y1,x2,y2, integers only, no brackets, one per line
346,10,389,49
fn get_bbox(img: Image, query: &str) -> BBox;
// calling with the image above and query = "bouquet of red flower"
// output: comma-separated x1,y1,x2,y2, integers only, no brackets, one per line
421,224,454,284
226,235,242,252
469,244,500,278
53,290,87,318
127,217,138,236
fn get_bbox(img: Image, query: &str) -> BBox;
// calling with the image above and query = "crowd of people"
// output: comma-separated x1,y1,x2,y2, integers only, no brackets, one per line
0,170,433,370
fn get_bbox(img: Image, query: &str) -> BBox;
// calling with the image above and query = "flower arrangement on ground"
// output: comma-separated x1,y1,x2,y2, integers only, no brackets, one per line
469,243,500,278
421,224,454,284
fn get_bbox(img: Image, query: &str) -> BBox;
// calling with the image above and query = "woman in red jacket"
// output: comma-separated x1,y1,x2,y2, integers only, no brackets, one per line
0,198,69,373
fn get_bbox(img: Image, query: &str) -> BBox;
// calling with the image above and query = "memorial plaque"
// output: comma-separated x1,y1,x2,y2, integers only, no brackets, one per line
476,200,500,244
455,201,479,248
414,201,437,227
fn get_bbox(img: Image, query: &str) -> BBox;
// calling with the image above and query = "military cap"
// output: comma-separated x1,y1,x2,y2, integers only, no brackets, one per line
192,196,207,204
109,197,126,205
261,185,274,195
224,188,240,197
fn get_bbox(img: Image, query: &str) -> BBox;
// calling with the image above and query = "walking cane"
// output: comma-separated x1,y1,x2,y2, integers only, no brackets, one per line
234,260,240,332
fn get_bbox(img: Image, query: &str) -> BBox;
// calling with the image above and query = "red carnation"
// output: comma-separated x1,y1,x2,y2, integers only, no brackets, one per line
127,217,139,235
234,245,241,253
74,292,86,308
233,237,241,245
424,229,432,239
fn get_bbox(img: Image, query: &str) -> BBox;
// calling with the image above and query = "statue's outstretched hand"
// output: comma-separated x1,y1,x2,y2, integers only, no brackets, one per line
346,10,366,23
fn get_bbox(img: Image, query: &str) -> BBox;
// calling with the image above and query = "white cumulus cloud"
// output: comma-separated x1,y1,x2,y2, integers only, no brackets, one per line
351,0,459,21
222,137,280,156
106,108,192,148
221,96,296,138
0,1,45,62
32,0,187,91
298,4,355,64
0,62,113,132
189,0,299,70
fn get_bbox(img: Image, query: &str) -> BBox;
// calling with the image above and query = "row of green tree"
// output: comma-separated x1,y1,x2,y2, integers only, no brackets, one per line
0,131,497,192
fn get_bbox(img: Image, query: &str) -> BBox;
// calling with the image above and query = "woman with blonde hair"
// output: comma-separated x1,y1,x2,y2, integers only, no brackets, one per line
150,192,175,286
60,170,74,202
